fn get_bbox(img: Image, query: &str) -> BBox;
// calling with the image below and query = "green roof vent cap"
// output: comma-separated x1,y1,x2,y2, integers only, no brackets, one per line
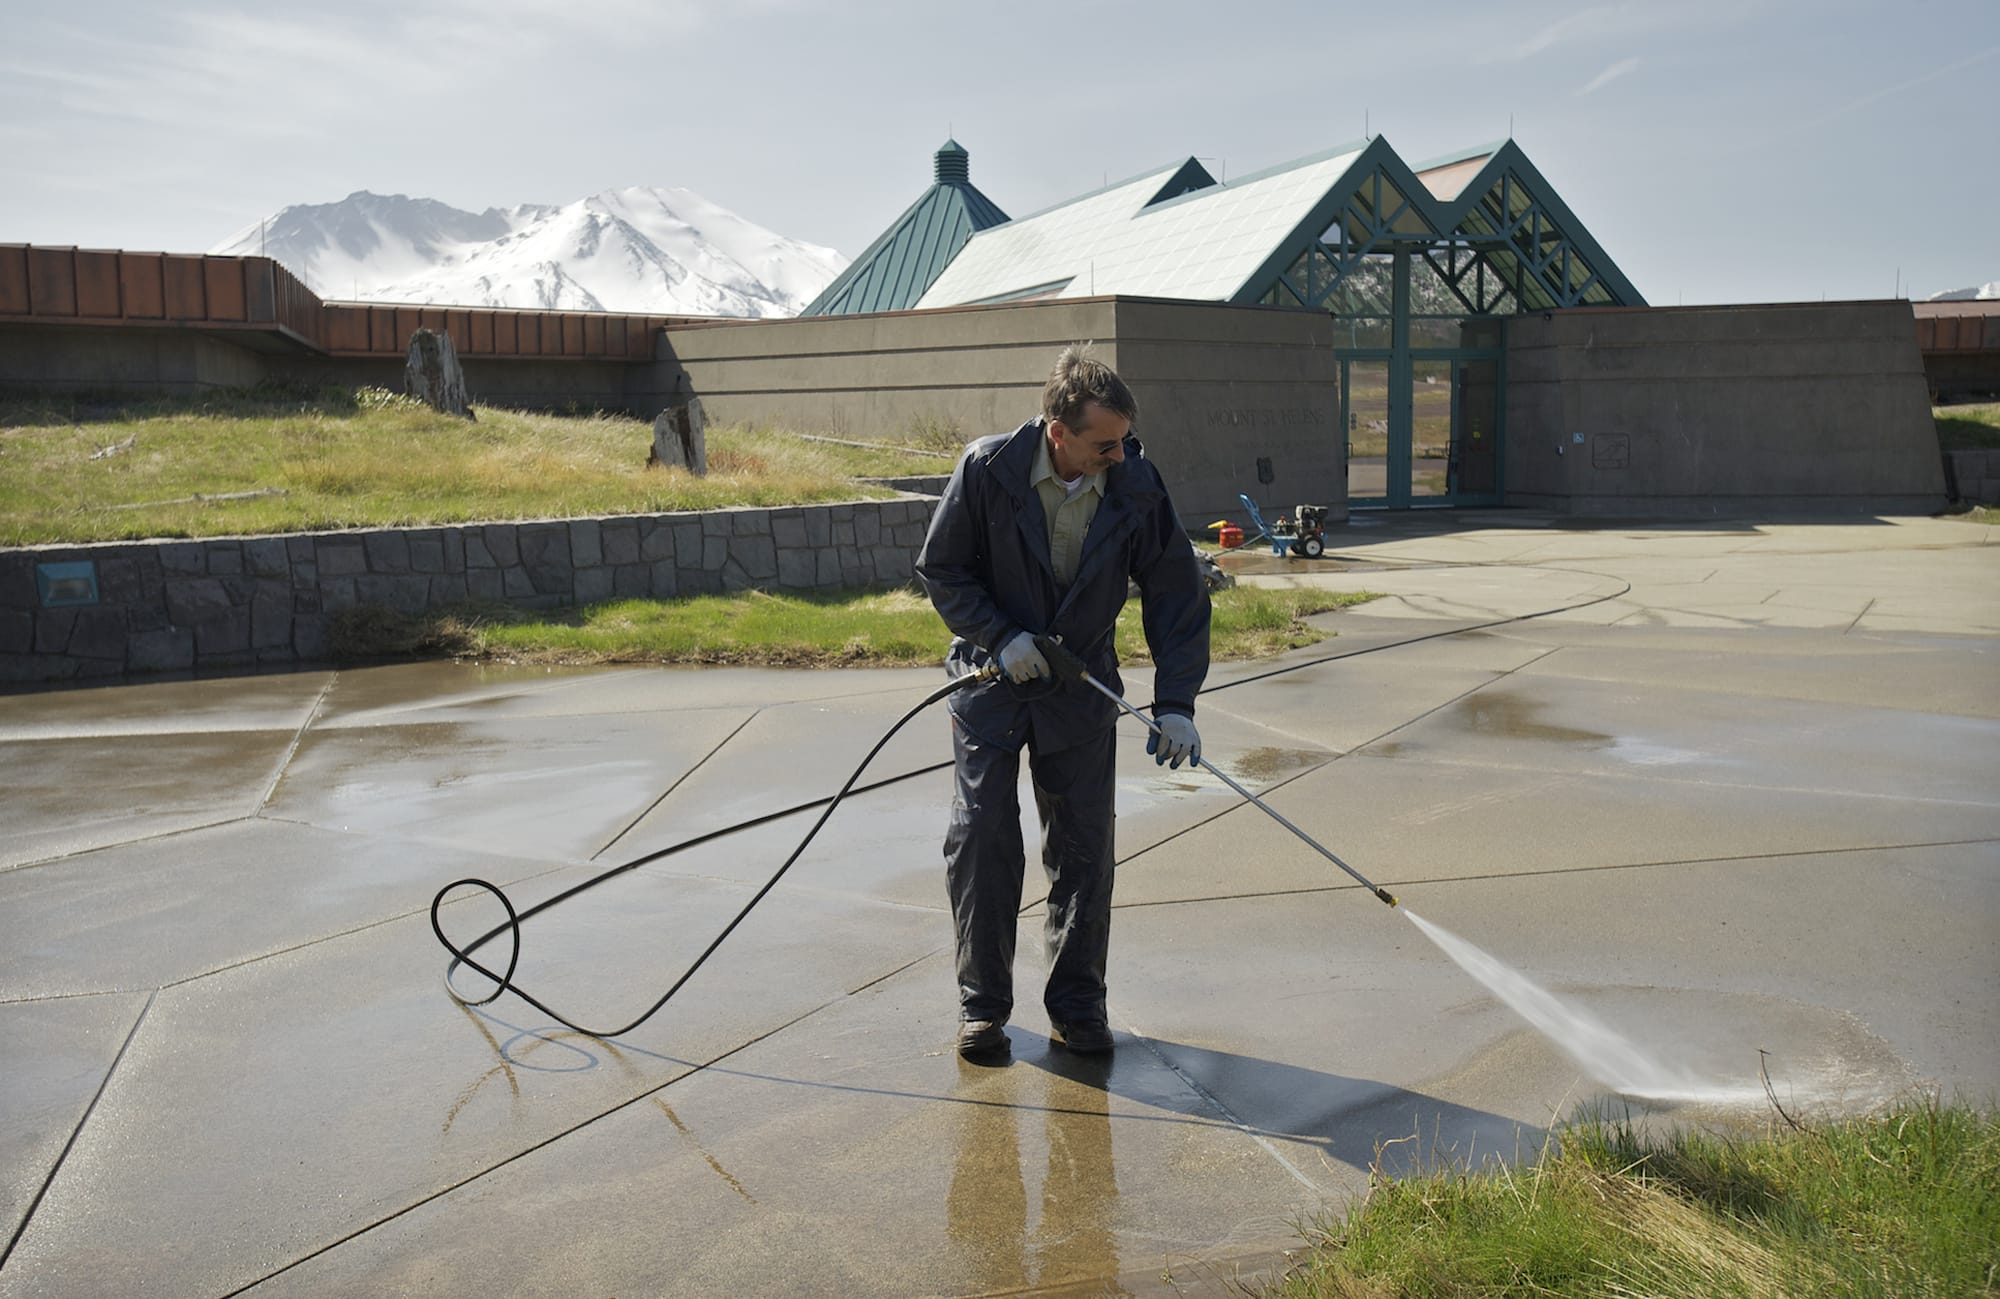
935,139,970,185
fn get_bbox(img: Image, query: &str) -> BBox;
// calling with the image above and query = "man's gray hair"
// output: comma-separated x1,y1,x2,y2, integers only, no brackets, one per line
1042,343,1137,429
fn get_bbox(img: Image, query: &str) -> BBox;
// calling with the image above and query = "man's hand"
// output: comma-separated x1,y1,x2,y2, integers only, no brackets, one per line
1147,714,1200,768
996,632,1051,684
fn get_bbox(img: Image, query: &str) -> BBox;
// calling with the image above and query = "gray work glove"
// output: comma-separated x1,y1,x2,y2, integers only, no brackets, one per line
1148,713,1200,768
996,631,1051,684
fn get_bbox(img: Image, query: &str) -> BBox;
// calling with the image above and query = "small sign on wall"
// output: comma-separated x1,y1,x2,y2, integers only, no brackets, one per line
36,561,98,607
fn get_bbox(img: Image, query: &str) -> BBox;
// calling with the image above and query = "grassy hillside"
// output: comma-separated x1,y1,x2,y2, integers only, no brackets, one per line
0,385,957,546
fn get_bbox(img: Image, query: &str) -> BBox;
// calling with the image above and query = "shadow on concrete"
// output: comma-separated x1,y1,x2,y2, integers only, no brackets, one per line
455,1009,1540,1187
1025,1036,1545,1179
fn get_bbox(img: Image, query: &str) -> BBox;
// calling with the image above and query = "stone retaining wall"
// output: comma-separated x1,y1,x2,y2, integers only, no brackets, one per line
1,497,936,686
1945,448,2000,504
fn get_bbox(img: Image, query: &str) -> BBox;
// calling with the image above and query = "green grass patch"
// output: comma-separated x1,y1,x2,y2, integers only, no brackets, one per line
1936,402,2000,451
0,385,963,546
1269,1095,2000,1299
332,584,1377,668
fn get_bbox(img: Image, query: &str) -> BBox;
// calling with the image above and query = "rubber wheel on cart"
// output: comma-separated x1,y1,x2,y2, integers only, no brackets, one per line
1297,534,1325,559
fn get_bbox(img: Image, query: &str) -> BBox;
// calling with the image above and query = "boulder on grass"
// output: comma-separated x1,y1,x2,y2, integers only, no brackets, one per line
650,397,706,475
405,329,472,418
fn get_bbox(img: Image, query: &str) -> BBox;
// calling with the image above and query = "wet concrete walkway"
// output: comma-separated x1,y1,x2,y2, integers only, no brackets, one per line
2,513,1995,1297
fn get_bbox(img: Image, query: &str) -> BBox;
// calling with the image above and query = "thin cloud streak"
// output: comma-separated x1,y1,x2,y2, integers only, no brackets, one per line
1720,43,2000,155
1578,56,1640,95
1484,4,1627,62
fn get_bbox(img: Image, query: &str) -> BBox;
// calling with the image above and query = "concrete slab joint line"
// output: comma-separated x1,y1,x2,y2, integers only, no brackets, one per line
258,677,335,809
1,992,157,1270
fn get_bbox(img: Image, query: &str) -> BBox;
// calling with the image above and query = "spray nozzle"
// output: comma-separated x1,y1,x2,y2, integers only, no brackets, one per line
1034,634,1091,684
1375,887,1399,908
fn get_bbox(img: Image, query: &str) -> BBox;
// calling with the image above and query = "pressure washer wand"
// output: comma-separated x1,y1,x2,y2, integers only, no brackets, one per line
1035,635,1399,909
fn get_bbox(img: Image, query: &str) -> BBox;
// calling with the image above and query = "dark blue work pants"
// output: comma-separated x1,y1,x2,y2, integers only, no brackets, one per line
945,719,1117,1027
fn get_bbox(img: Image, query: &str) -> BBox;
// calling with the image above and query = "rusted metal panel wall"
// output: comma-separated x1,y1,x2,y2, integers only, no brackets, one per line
121,253,166,319
0,244,689,367
28,247,76,315
75,252,121,317
0,246,28,314
163,255,207,320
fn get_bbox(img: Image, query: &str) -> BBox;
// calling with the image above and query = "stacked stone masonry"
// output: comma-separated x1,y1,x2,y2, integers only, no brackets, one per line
0,497,937,685
1946,449,2000,505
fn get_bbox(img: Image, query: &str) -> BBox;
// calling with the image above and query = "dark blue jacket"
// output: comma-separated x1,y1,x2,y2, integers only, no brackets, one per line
916,417,1211,753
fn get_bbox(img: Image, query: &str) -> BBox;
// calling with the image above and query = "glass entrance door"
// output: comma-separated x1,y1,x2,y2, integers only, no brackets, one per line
1343,358,1389,504
1343,353,1502,508
1410,358,1452,500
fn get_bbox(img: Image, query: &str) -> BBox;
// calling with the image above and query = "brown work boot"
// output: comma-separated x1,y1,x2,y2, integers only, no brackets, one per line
1049,1019,1114,1054
956,1019,1008,1057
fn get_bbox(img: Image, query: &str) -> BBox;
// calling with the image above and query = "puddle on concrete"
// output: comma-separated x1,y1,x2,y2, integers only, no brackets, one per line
1223,746,1329,783
1457,693,1611,746
1126,747,1330,802
1378,691,1722,769
1216,552,1350,577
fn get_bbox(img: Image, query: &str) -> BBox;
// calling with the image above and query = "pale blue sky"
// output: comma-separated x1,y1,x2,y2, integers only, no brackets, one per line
4,0,1995,303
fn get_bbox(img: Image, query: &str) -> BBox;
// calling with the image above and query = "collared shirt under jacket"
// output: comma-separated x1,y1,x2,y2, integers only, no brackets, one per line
916,417,1211,754
1029,430,1103,587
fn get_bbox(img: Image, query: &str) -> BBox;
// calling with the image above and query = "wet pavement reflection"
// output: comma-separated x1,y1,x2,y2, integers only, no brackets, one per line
948,1047,1124,1296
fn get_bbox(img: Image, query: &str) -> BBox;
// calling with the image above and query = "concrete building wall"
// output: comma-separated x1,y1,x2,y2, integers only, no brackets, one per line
1503,302,1948,515
268,355,675,413
1106,299,1343,525
659,296,1342,525
0,323,270,395
661,298,1120,441
0,329,676,415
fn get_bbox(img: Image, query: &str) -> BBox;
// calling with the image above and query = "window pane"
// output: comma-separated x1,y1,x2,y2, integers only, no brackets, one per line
1410,359,1452,498
1331,316,1393,348
1409,250,1474,315
1346,359,1389,502
1332,252,1394,314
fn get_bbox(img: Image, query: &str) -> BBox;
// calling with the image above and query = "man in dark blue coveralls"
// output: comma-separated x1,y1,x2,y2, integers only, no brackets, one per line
916,346,1211,1058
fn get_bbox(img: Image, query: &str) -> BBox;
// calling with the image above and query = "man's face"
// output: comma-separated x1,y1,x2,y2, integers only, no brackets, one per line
1048,402,1129,479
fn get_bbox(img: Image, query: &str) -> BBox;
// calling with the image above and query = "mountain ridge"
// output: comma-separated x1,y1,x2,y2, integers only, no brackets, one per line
1925,281,2000,302
210,187,846,318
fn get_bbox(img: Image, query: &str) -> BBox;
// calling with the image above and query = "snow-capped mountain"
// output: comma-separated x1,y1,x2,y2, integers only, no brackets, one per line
210,188,847,318
1926,281,2000,302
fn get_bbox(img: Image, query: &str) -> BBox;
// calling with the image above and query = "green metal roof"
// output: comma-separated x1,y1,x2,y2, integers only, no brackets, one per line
798,141,1009,316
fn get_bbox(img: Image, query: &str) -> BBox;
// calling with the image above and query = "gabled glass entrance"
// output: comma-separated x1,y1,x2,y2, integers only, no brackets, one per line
1253,144,1641,509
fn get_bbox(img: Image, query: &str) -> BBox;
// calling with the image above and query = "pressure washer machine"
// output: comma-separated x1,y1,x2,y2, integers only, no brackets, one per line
1273,504,1332,559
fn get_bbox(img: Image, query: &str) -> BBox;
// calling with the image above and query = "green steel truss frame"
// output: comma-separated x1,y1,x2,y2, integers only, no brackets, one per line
1236,137,1644,315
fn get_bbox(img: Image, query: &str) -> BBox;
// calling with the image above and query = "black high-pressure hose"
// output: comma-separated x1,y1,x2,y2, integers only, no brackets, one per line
431,558,1632,1038
429,667,991,1038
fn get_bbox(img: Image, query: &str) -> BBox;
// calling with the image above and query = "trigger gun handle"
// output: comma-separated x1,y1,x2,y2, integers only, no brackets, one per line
1033,635,1090,685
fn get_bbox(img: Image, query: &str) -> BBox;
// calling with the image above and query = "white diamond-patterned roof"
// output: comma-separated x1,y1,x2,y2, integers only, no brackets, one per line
915,147,1366,309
